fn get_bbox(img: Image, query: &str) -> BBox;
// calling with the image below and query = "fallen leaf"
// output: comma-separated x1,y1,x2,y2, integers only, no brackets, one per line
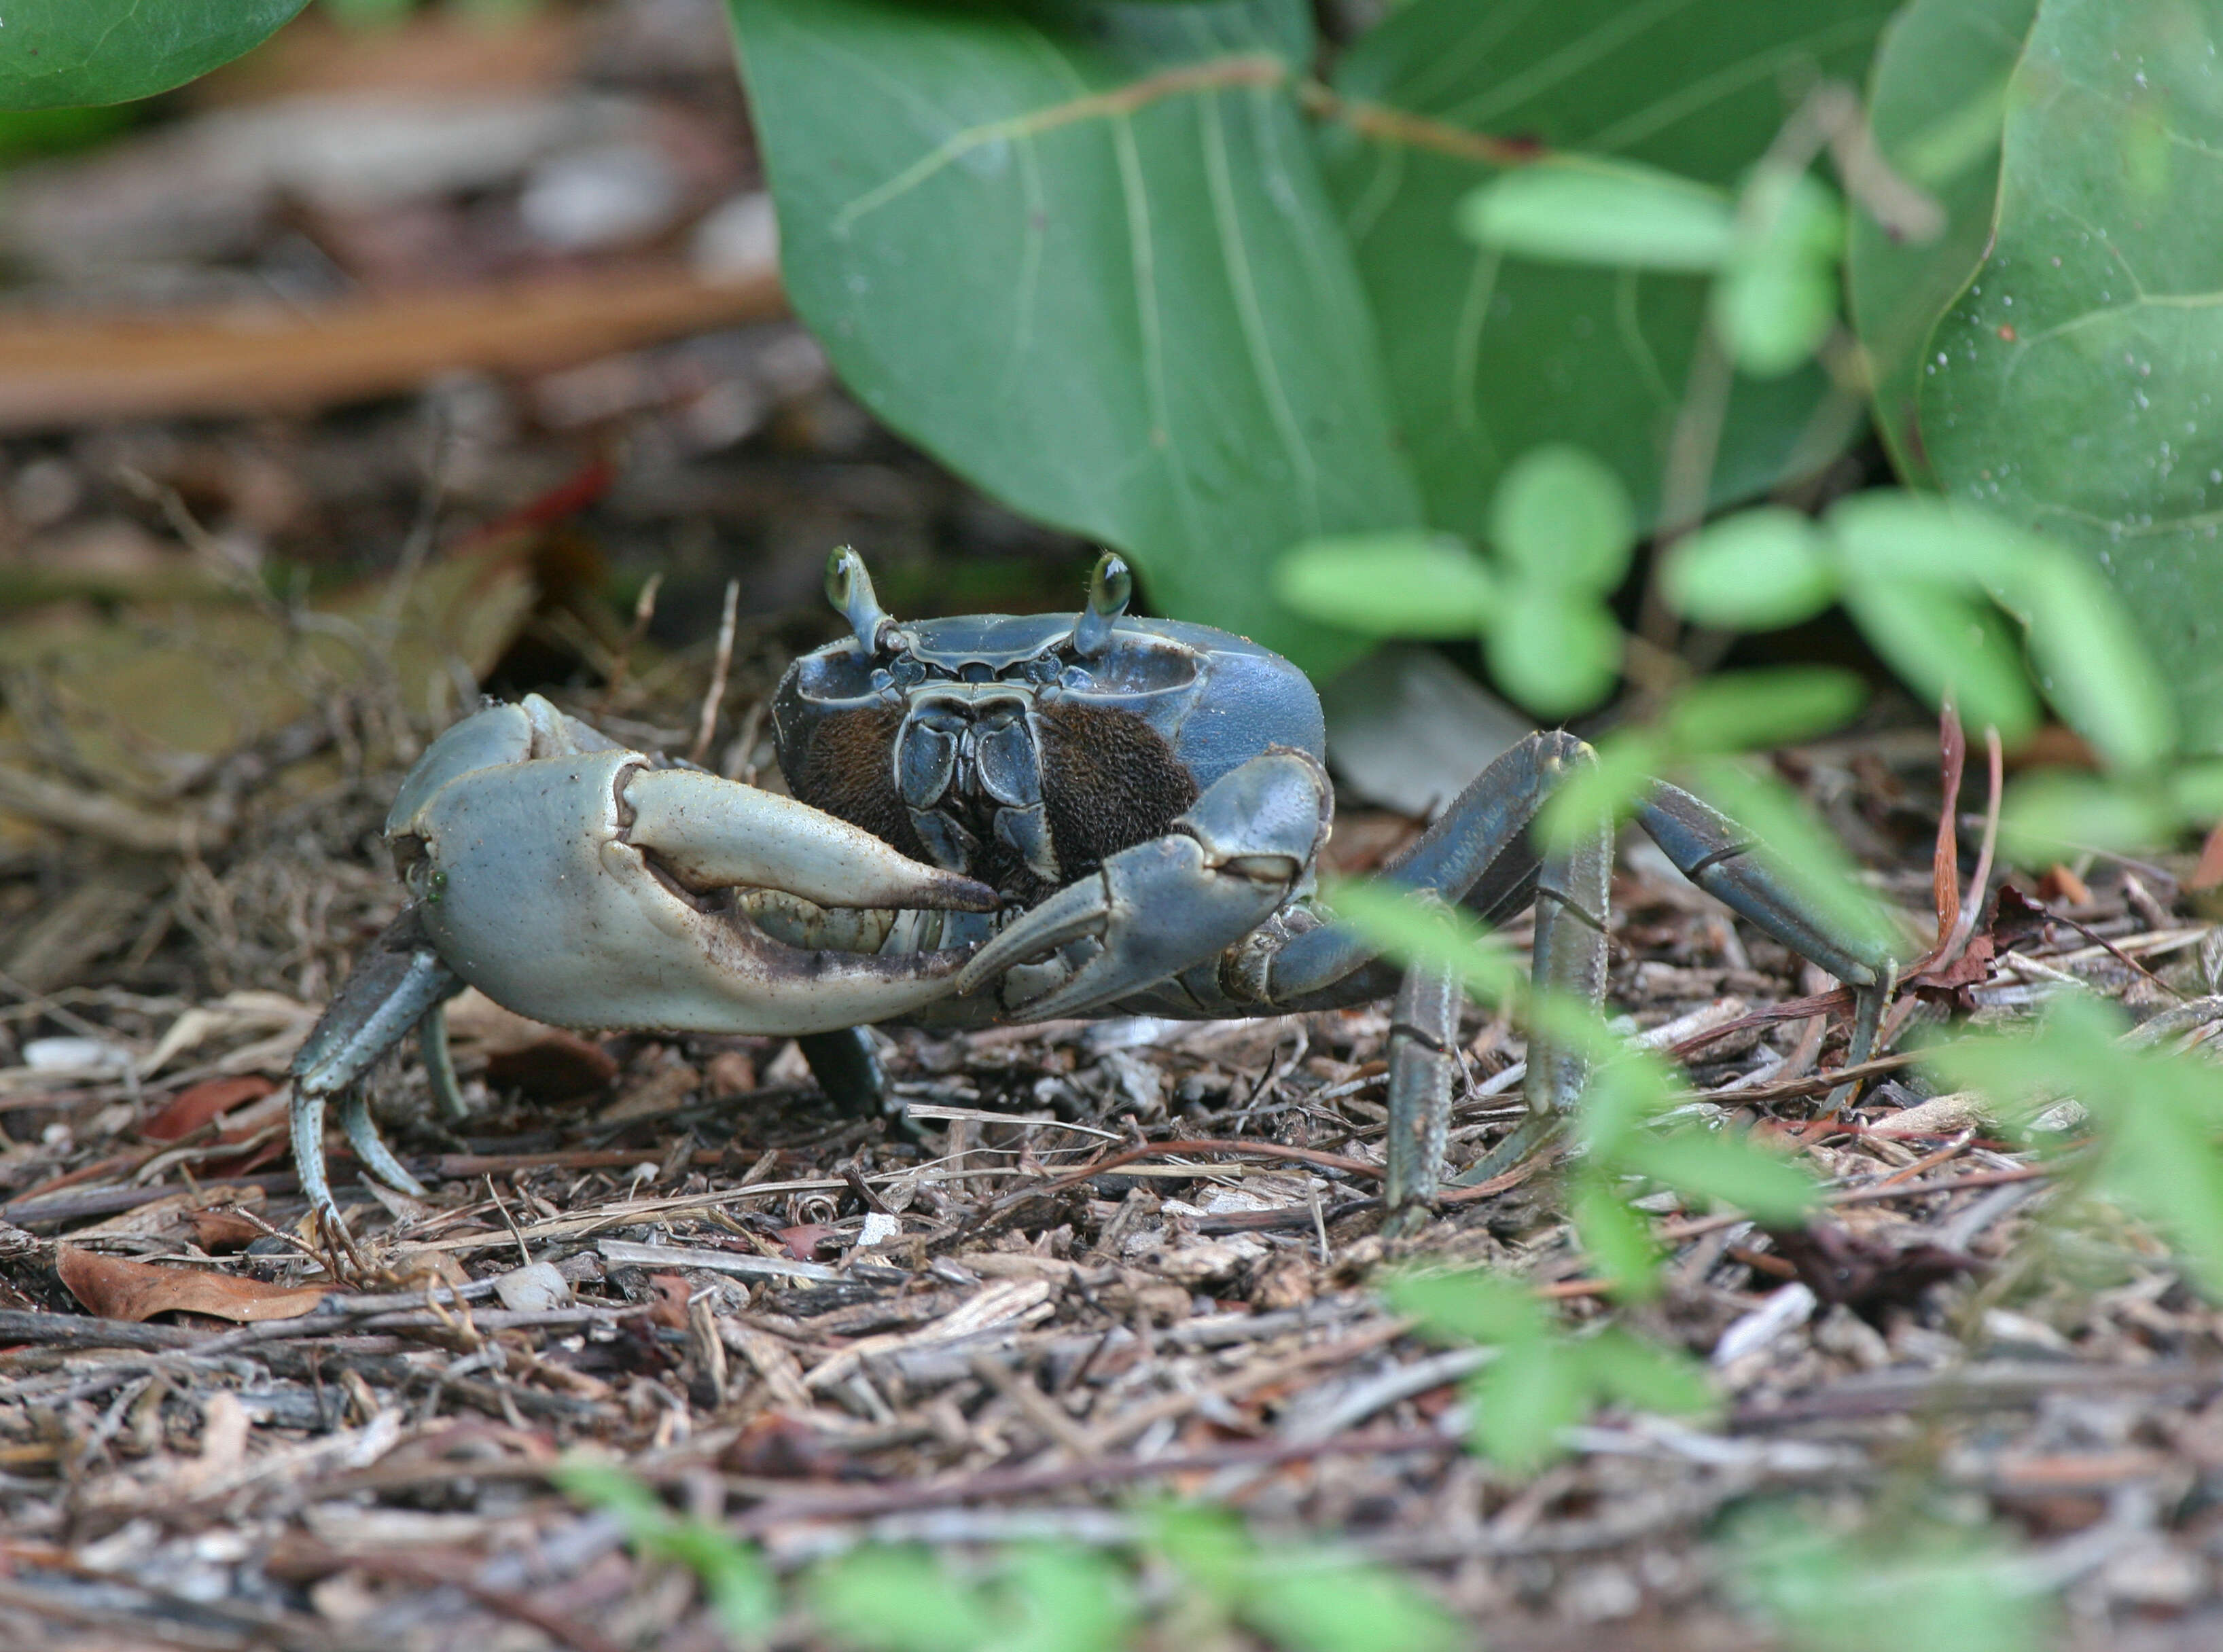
56,1244,328,1323
643,1272,692,1331
185,1208,268,1253
143,1075,277,1141
0,264,780,431
776,1224,842,1262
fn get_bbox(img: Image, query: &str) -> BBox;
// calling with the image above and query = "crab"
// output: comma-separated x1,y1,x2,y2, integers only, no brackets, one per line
292,549,1901,1231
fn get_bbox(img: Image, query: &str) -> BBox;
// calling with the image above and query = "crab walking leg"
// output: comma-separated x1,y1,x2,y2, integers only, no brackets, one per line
420,1001,467,1121
340,1088,428,1197
1635,783,1900,1061
1260,732,1586,1006
1381,767,1612,1219
1523,804,1614,1115
1383,955,1461,1218
1239,733,1901,1210
954,749,1330,1022
289,912,464,1222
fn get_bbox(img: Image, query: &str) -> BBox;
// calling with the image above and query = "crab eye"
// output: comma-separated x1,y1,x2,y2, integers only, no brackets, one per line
825,546,894,651
1071,552,1133,658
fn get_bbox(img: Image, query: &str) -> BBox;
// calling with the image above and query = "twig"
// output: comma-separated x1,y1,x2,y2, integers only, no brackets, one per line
688,577,741,768
593,571,662,719
725,1425,1456,1532
1657,1163,2055,1242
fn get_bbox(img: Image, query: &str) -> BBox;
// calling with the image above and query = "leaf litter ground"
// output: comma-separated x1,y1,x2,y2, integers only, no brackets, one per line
5,559,2223,1651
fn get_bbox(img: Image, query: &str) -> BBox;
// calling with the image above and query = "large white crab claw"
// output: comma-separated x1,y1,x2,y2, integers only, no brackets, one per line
291,695,997,1222
399,700,996,1033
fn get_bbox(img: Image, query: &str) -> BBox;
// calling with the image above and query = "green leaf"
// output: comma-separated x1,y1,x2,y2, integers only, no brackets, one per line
2169,761,2223,823
1572,1050,1683,1155
1238,1563,1464,1652
660,1524,779,1640
1456,160,1736,272
1824,490,2031,591
553,1456,776,1639
1484,586,1622,717
1686,759,1905,968
1730,1512,2057,1652
0,1,309,109
1917,0,2223,751
993,1546,1136,1652
811,1548,994,1652
1141,1503,1253,1602
730,0,1421,671
1923,992,2127,1122
1487,444,1636,592
1385,1268,1548,1348
2100,1081,2223,1296
1569,1173,1664,1297
1620,1130,1821,1221
1320,878,1523,1008
1274,534,1497,637
2011,552,2179,771
1836,577,2039,744
1320,0,1900,539
1998,772,2175,861
1713,172,1846,376
1578,1327,1715,1416
1662,508,1842,630
1662,668,1866,755
550,1454,672,1532
1470,1340,1586,1472
1845,0,2036,486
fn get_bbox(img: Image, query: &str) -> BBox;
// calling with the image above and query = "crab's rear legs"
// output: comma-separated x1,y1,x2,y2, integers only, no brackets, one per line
1257,732,1900,1227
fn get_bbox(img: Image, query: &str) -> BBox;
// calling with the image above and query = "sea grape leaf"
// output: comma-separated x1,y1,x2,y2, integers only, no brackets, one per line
1920,0,2223,751
728,0,1421,670
0,1,308,110
1845,0,2038,486
1319,0,1900,538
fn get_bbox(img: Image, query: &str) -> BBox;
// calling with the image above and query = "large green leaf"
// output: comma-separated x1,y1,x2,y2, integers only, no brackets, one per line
728,0,1421,670
1845,0,2037,486
1920,0,2223,751
0,1,308,110
1318,0,1899,537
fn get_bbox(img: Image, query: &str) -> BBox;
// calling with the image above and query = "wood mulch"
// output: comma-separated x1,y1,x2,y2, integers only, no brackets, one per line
3,635,2222,1649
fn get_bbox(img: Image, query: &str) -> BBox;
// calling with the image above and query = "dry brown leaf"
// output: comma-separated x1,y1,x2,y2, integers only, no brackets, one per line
0,264,779,431
143,1076,277,1142
56,1244,328,1323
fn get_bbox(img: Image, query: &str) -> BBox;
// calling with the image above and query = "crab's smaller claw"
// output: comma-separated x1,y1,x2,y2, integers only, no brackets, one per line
955,749,1329,1021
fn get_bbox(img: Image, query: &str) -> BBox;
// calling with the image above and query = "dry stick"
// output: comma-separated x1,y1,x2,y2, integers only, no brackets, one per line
276,1544,625,1652
1947,728,2006,963
1718,1049,1922,1106
1655,1162,2055,1244
374,397,453,639
593,570,662,720
982,1137,1387,1215
724,1426,1455,1534
1294,82,1545,166
688,577,741,768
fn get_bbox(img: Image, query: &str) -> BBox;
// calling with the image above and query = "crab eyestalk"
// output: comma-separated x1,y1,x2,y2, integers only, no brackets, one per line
826,545,893,651
1071,552,1133,658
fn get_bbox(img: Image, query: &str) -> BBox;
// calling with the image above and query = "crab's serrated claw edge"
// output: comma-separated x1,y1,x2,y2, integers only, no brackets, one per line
623,767,997,912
